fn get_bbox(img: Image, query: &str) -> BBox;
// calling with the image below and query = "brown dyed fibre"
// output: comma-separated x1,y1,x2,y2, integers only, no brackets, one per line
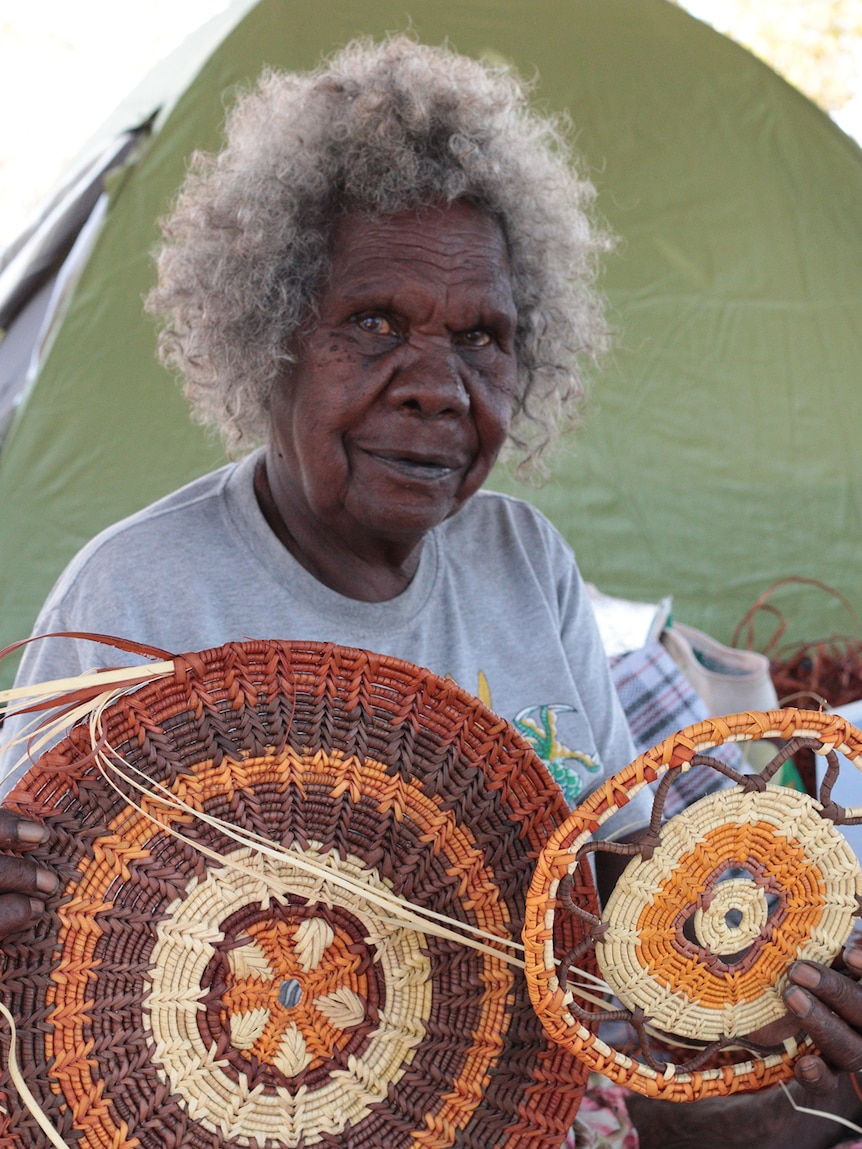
0,639,596,1148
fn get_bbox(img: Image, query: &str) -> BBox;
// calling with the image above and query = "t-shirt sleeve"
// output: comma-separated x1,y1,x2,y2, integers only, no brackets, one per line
556,541,652,839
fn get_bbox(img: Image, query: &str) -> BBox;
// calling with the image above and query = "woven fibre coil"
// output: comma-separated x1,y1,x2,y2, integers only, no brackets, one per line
524,708,862,1101
0,639,597,1149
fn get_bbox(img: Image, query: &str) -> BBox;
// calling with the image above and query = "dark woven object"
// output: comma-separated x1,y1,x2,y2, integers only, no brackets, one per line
0,640,595,1148
525,709,862,1101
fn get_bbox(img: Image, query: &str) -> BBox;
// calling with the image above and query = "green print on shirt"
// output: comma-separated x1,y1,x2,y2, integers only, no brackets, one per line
513,704,601,807
475,672,600,807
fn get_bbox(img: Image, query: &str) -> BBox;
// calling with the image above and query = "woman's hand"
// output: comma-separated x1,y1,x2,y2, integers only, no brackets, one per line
0,809,57,937
785,942,862,1092
630,944,862,1149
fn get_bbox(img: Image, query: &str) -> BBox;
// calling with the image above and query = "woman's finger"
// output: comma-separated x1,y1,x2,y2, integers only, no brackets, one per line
0,809,48,850
788,960,862,1031
784,984,862,1077
0,853,57,897
842,944,862,979
793,1053,842,1094
0,892,45,939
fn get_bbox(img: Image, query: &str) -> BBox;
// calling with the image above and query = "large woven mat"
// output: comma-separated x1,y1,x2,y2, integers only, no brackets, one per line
0,640,595,1149
524,709,862,1101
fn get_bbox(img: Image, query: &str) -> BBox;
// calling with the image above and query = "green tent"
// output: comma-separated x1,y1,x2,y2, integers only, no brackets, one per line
1,0,861,688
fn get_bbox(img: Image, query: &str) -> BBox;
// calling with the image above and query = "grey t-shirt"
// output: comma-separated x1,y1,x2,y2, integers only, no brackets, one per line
2,451,646,833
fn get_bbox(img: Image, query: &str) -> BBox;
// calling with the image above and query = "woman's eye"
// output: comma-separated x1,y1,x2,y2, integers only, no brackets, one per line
458,329,492,348
356,314,393,335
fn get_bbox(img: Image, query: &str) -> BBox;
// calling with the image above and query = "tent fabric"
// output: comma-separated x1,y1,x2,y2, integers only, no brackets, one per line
0,0,860,690
0,131,143,428
0,133,141,331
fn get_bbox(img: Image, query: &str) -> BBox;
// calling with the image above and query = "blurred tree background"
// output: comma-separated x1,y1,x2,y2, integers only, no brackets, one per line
678,0,862,116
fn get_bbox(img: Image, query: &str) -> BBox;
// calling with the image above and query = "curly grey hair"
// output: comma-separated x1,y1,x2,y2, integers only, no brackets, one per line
147,36,612,470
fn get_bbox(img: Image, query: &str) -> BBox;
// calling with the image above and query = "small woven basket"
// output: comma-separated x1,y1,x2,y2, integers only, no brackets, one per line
525,708,862,1101
0,639,596,1149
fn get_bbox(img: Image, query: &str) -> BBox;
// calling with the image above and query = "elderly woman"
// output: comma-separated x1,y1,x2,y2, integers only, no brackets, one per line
1,36,862,1149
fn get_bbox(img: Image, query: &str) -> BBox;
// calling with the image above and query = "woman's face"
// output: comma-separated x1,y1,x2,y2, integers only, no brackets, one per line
266,201,519,578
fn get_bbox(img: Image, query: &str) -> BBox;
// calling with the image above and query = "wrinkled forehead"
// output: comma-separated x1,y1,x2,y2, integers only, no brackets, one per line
323,201,516,313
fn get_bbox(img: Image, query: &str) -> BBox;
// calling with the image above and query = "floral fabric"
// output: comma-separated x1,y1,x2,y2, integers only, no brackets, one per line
562,1076,639,1149
562,1076,862,1148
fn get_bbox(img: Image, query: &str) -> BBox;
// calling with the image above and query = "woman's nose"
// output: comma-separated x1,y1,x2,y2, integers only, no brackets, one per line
387,340,470,416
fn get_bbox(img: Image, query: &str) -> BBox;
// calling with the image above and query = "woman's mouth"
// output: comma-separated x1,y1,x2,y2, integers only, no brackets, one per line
365,450,461,481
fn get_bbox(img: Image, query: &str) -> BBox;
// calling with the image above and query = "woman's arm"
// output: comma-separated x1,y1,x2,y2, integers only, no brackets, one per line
627,1074,862,1149
628,943,862,1149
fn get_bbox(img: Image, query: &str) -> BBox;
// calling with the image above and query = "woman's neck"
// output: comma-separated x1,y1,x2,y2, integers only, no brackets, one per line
253,458,423,601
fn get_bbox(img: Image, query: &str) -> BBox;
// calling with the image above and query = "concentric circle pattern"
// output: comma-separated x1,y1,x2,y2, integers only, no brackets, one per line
597,787,861,1042
0,641,595,1147
524,709,862,1101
